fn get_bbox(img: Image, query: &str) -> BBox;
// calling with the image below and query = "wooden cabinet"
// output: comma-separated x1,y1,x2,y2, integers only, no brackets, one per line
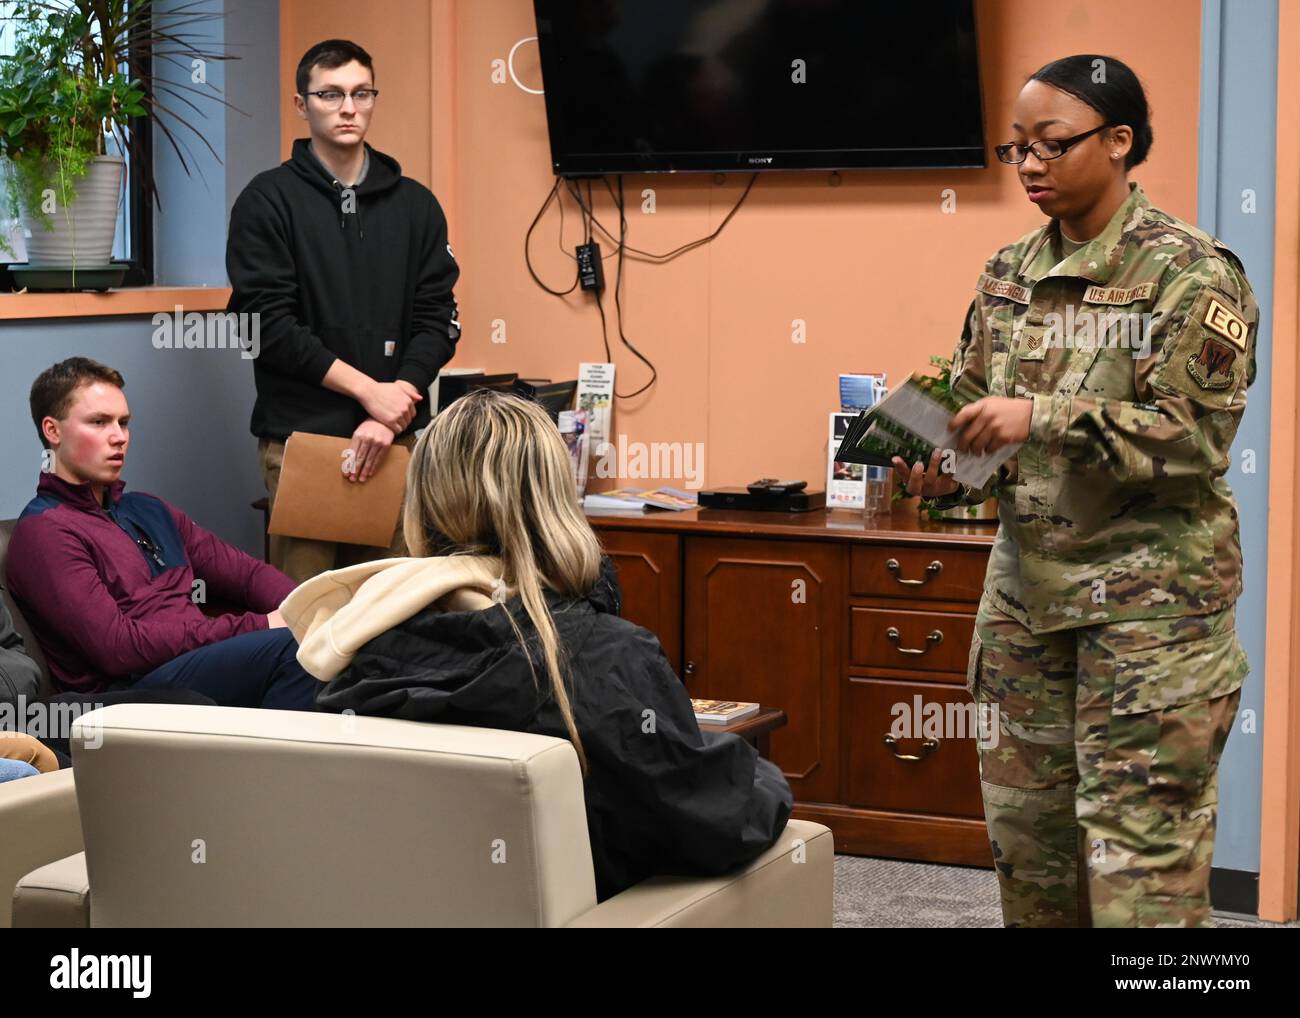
597,529,682,670
591,504,997,868
683,537,842,805
849,543,987,602
843,677,984,818
848,606,975,678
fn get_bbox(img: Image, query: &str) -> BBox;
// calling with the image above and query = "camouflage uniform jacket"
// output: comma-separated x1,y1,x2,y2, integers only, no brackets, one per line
938,182,1258,633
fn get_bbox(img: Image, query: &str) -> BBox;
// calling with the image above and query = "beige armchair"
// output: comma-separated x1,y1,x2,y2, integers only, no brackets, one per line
0,768,81,927
9,704,832,927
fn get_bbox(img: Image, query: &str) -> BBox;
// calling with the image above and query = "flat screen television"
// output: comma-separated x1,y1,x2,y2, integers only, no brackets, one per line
533,0,986,176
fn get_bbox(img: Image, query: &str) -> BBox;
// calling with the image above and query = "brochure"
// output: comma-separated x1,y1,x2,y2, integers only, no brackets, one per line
828,412,867,509
576,363,616,450
557,410,590,498
834,372,1019,489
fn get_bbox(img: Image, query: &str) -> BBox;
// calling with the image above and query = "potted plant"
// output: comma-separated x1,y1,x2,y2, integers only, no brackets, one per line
0,0,235,288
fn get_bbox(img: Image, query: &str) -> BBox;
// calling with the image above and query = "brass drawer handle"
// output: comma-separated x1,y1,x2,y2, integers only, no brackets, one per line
886,558,943,586
886,627,944,654
883,735,939,761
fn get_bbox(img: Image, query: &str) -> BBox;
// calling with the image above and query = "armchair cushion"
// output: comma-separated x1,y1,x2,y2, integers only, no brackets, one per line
0,768,81,927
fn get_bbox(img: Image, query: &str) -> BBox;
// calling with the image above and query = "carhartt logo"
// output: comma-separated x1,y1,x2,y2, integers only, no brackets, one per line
49,950,151,998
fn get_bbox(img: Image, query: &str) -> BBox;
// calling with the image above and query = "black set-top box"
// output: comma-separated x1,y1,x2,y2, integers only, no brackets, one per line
698,487,827,513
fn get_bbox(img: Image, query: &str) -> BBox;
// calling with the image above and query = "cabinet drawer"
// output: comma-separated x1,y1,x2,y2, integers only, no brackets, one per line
850,544,986,602
849,607,974,678
844,677,984,818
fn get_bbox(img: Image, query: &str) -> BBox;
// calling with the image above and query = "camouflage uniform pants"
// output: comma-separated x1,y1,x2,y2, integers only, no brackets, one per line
968,599,1246,928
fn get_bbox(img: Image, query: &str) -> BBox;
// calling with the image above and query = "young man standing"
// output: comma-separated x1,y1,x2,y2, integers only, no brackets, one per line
226,38,461,582
5,359,317,711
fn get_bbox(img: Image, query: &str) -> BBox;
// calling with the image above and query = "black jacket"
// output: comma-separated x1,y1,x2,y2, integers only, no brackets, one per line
0,598,42,707
316,561,794,901
226,139,461,441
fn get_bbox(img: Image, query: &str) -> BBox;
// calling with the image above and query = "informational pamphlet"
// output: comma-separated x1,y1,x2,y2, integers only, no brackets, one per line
576,362,615,449
558,410,590,498
834,372,1019,488
828,412,867,509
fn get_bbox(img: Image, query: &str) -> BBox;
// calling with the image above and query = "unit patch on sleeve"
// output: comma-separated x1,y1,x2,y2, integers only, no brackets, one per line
1187,336,1237,390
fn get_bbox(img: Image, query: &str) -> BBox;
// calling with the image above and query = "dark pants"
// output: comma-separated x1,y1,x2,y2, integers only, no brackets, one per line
133,628,320,712
36,688,217,766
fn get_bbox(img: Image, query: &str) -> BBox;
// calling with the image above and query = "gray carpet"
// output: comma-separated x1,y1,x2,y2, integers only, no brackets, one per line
832,855,1299,928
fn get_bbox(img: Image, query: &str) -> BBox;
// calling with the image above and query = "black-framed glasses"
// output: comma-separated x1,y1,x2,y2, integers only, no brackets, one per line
995,123,1113,164
302,88,379,110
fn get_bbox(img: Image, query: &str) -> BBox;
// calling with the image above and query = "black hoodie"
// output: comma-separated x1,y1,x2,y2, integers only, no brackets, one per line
315,559,795,902
226,139,461,441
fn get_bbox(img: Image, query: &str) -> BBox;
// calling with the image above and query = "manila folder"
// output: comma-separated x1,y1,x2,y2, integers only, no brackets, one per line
267,431,410,547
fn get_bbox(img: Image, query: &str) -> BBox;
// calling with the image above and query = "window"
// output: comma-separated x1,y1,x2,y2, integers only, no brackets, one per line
0,0,155,287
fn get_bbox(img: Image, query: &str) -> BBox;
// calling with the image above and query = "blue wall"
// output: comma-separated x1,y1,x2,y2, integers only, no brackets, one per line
1199,0,1278,875
0,1,280,557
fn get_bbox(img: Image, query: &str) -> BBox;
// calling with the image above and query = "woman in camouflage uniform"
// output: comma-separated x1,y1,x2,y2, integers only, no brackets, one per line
893,54,1257,928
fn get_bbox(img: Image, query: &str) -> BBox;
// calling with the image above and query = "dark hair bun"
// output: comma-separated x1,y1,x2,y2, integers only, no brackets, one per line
1028,54,1153,168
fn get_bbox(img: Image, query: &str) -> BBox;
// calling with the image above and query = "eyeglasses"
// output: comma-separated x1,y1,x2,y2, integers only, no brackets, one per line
302,88,379,110
995,123,1112,164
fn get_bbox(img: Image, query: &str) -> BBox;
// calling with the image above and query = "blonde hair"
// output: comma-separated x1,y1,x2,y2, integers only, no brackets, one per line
404,390,603,772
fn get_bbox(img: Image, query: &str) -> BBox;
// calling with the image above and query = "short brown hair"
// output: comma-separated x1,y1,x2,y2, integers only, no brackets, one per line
296,39,374,96
30,357,126,449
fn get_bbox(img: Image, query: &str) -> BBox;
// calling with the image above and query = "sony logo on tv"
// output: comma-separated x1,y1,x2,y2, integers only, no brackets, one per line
747,156,775,164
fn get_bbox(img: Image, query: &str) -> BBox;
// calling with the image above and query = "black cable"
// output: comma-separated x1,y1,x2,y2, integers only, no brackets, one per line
571,172,759,262
587,182,615,366
530,173,757,400
610,175,657,399
563,179,618,261
525,177,579,296
556,175,569,259
584,180,593,243
594,273,613,366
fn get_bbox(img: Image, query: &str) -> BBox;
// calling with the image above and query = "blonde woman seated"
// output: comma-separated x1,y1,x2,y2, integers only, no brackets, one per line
282,390,793,901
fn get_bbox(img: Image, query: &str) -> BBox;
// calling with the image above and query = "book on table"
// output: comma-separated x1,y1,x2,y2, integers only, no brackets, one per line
691,699,761,723
583,487,698,513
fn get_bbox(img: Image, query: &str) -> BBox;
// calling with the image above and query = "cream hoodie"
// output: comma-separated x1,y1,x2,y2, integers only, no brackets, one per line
279,555,509,681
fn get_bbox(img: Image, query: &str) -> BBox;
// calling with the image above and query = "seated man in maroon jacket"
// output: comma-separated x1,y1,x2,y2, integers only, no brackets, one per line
5,358,317,710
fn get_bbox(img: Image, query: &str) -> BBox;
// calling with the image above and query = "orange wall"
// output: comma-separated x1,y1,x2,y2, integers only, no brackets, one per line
281,0,1200,491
